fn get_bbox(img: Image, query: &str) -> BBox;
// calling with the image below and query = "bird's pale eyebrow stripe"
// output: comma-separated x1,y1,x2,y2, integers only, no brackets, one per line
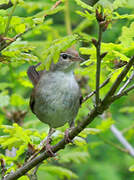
60,53,72,58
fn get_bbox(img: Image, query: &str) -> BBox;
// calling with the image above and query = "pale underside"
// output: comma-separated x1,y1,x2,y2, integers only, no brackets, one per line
33,71,81,128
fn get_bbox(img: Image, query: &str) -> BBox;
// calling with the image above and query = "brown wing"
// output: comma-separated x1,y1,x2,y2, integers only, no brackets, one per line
29,89,36,114
80,95,83,105
27,63,42,86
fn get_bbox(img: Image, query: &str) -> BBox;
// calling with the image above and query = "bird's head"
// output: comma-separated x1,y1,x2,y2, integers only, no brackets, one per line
51,48,84,72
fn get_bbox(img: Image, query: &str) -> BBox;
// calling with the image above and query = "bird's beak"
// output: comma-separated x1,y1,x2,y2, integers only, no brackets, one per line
71,55,85,62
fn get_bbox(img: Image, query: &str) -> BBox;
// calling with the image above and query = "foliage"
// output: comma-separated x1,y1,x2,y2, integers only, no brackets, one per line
0,0,134,179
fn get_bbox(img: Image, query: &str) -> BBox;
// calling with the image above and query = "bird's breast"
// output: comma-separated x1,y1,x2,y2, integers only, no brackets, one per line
34,71,80,128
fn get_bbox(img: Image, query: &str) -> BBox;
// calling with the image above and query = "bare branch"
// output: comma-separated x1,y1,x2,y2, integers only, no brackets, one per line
0,0,62,52
108,71,134,157
102,56,134,103
117,71,134,95
110,125,134,157
4,0,18,36
44,0,62,18
0,0,13,10
0,28,29,52
112,84,134,101
95,23,103,107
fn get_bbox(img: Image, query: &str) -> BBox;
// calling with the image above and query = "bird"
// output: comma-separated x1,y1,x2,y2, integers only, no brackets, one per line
27,48,84,156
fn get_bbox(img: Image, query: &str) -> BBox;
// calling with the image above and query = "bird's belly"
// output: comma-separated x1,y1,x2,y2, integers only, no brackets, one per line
34,72,80,128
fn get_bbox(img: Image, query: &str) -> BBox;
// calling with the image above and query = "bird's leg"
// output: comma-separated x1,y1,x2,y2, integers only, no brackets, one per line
28,128,55,161
45,128,56,157
64,121,74,144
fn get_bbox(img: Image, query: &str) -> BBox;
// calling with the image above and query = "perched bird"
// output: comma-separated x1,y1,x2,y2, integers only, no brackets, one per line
27,48,83,155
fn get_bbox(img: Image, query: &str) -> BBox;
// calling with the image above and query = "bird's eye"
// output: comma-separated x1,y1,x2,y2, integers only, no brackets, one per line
62,53,68,59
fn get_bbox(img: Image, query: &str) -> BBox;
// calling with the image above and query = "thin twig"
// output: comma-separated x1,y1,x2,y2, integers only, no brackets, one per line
95,23,103,107
83,77,110,102
0,0,62,52
44,0,62,18
112,84,134,101
110,125,134,156
108,71,134,157
122,123,134,134
102,56,134,104
4,0,18,36
117,71,134,95
0,28,29,52
98,135,129,153
101,112,134,157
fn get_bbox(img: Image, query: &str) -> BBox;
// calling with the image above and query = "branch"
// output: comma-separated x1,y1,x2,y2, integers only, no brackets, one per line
102,56,134,104
109,71,134,157
0,0,62,52
4,0,18,36
83,77,110,102
0,28,29,52
99,135,129,153
112,84,134,101
0,0,13,10
110,125,134,157
44,0,62,18
95,23,103,107
117,71,134,95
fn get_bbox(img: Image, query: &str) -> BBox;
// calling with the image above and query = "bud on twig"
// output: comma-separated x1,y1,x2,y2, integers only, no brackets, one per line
100,52,108,59
100,20,110,32
96,8,105,22
92,38,98,47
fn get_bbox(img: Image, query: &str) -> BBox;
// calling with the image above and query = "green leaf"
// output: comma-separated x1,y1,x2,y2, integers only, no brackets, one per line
73,136,87,146
79,128,101,137
113,0,128,10
59,150,90,164
119,22,134,47
96,118,114,132
37,34,78,70
15,23,26,34
18,176,29,180
39,165,78,179
10,93,27,106
74,0,93,11
129,165,134,172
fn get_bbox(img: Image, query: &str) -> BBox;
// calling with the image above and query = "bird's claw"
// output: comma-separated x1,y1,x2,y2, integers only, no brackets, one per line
64,129,73,144
45,136,56,157
45,143,56,157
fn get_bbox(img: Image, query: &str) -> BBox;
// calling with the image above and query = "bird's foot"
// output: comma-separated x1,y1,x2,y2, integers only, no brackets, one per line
45,137,56,157
64,129,73,144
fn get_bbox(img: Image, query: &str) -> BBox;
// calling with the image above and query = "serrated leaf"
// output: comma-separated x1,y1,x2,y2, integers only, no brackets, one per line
73,136,86,146
119,22,134,47
74,0,93,11
59,150,89,164
39,165,78,179
79,128,101,137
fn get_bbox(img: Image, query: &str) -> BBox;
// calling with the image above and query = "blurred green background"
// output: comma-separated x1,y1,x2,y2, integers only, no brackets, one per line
0,0,134,179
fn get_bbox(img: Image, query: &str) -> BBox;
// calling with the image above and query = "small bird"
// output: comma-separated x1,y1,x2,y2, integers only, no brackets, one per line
27,48,83,156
